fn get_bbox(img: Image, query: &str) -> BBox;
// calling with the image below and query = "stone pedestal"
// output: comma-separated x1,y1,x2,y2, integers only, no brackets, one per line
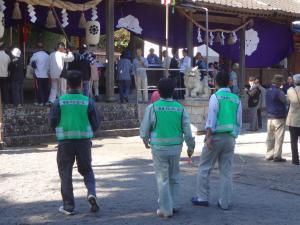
181,98,209,134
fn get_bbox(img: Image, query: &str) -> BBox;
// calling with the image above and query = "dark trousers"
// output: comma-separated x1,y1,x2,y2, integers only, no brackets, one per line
118,80,131,102
11,80,23,106
289,126,300,164
57,139,96,211
0,77,9,105
36,78,49,104
176,73,185,99
257,108,262,129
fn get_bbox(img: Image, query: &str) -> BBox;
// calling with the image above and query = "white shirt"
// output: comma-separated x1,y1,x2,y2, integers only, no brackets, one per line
180,56,191,73
162,56,172,69
0,50,11,78
49,51,74,78
205,88,243,136
30,50,50,78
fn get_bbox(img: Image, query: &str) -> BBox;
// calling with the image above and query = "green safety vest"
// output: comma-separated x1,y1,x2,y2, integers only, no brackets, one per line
56,94,93,141
150,100,184,146
215,90,240,137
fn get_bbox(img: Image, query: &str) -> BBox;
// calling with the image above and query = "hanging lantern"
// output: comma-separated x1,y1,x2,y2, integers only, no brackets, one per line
221,32,225,45
12,2,22,20
0,11,4,38
197,27,202,43
227,33,236,45
209,32,214,45
78,12,87,29
215,32,221,43
86,21,100,45
45,9,56,29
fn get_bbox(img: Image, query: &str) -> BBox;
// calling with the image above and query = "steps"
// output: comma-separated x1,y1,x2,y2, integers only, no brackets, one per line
3,103,140,147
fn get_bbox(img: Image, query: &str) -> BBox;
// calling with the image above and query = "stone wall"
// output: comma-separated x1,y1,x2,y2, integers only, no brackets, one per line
3,103,139,146
181,99,209,134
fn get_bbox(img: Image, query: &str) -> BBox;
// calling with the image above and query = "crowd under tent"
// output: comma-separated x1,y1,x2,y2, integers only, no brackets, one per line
0,0,300,100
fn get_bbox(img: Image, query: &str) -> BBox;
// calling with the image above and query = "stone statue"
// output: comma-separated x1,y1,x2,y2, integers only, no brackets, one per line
184,67,210,98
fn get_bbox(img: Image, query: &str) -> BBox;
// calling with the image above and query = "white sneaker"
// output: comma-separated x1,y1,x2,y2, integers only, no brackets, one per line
156,209,172,218
58,206,74,215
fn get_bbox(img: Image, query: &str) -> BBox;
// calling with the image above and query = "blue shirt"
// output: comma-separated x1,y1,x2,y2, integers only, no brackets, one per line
266,85,287,119
147,54,161,65
117,58,132,81
133,57,148,77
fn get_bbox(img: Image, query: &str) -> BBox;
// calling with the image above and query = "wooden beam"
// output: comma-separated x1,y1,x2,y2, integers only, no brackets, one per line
186,11,194,59
105,0,116,102
193,14,242,25
239,20,246,91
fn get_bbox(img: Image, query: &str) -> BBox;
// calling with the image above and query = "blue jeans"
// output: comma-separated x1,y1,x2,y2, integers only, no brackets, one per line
118,80,131,101
83,81,90,96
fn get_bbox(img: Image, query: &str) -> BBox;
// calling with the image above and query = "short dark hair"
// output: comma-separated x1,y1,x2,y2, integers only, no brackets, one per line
57,42,65,49
249,76,256,82
215,72,230,88
67,70,82,88
158,78,175,99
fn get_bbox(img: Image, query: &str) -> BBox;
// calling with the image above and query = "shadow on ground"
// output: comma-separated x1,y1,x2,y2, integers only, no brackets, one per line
1,150,300,225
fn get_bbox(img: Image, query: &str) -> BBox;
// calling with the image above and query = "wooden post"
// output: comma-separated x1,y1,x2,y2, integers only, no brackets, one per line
105,0,116,102
186,12,193,59
0,90,3,149
239,23,246,92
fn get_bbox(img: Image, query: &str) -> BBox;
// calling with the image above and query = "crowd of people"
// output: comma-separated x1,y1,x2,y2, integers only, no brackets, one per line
116,47,222,102
0,42,101,108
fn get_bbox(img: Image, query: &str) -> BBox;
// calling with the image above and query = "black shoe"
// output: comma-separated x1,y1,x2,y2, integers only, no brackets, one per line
292,161,299,165
124,97,129,103
88,195,100,213
273,158,287,162
173,208,180,214
265,156,274,161
191,197,209,207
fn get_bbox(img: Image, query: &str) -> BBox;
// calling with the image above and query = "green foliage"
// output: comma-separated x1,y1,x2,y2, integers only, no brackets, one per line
98,28,130,52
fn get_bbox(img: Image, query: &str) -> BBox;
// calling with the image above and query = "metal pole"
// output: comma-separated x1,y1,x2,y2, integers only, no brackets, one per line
165,3,169,77
204,8,209,77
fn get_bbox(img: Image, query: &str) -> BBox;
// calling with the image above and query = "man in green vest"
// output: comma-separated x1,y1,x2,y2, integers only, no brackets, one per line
140,78,195,218
50,70,100,215
191,71,242,210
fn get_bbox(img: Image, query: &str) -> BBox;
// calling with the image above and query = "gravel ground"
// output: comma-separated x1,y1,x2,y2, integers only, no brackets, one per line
1,128,300,225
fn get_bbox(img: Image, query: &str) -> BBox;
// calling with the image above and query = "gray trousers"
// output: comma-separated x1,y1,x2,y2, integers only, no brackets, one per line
248,106,258,131
266,119,286,159
152,150,181,216
196,134,235,209
57,139,96,211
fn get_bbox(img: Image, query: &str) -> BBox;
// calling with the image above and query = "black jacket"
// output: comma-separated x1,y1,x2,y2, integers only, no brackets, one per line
69,53,92,81
9,57,24,82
